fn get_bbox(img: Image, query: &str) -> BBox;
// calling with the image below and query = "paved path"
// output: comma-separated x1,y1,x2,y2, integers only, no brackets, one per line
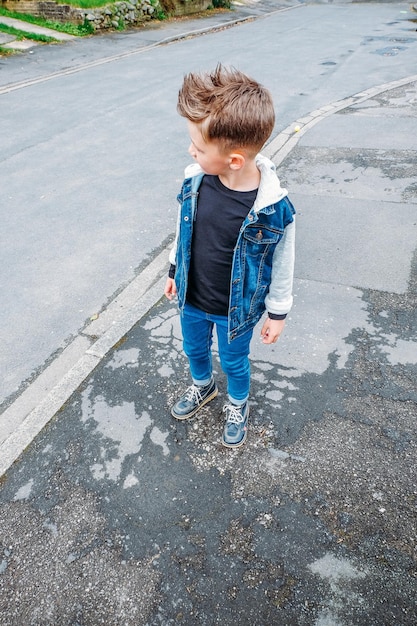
0,4,417,622
1,71,416,625
0,0,296,50
2,0,416,412
0,15,76,50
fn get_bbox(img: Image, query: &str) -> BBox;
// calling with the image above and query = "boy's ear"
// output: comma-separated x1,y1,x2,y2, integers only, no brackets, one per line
229,152,246,170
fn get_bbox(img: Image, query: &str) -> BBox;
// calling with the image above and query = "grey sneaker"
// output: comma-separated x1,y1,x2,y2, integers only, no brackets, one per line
222,401,249,448
171,379,218,420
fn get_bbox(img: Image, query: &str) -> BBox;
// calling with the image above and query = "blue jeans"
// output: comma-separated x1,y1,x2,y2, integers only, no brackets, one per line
180,303,253,405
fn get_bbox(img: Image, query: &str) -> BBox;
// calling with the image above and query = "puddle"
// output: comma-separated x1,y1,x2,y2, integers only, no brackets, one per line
363,35,416,44
373,46,406,56
362,33,416,55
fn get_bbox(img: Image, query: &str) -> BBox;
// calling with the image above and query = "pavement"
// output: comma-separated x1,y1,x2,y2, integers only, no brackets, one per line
0,0,297,51
1,3,417,625
0,15,77,50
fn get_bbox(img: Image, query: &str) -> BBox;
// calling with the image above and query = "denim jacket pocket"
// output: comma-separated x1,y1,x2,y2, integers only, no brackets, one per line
242,225,282,256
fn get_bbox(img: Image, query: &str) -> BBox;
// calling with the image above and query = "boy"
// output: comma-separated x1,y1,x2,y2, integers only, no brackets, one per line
164,64,295,449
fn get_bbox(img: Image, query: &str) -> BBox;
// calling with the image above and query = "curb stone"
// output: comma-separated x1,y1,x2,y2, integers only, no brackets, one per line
264,73,417,165
0,15,259,92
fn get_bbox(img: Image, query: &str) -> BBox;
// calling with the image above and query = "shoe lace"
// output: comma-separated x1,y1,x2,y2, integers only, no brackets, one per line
184,385,204,403
223,403,244,424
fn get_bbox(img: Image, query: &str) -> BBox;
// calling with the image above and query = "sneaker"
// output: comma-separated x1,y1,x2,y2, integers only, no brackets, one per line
222,401,249,448
171,379,218,420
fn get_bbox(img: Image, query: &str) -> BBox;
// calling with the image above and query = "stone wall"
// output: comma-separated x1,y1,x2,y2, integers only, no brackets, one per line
39,1,81,22
1,0,156,26
81,0,159,30
1,0,212,28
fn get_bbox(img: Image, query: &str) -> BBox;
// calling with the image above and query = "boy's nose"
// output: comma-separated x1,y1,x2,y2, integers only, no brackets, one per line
188,143,196,158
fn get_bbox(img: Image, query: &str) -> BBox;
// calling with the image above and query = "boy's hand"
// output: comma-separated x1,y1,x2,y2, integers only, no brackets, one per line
260,317,285,344
164,277,177,300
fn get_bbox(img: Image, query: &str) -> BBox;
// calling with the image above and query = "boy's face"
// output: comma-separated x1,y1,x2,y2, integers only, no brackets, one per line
187,121,231,176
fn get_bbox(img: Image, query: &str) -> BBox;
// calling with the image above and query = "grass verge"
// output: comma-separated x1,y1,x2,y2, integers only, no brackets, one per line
0,22,58,42
0,7,94,35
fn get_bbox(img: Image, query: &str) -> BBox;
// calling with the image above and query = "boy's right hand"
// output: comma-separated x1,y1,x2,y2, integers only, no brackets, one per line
164,277,177,300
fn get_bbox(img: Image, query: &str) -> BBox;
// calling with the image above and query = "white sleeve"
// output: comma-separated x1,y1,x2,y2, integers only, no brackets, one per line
264,217,296,315
168,203,181,266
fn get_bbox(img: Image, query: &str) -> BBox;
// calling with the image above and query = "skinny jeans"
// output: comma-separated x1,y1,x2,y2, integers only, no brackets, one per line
180,303,253,405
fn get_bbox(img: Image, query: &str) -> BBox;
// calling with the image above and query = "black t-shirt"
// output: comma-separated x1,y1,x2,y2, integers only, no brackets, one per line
186,175,257,316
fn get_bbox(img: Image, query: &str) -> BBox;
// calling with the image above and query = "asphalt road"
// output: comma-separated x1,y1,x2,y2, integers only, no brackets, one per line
0,1,416,623
1,76,417,625
1,0,417,412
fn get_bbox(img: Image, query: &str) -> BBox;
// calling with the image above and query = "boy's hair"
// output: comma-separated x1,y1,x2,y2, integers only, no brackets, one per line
177,64,275,156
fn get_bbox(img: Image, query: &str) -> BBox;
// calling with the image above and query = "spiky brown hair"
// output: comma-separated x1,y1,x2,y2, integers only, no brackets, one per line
177,64,275,155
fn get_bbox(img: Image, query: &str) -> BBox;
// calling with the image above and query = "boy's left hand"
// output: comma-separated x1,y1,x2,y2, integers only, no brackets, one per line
260,317,286,344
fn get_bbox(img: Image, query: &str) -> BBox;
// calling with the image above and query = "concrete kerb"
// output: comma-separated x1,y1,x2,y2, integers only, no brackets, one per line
0,5,300,94
1,72,417,479
264,73,417,165
0,249,169,475
1,21,259,93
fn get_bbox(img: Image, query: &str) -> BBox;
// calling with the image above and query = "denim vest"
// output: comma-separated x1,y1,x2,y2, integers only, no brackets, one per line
175,173,295,342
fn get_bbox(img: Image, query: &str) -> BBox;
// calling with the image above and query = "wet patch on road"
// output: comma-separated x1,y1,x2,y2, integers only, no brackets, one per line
0,272,416,623
361,33,417,57
1,82,417,625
